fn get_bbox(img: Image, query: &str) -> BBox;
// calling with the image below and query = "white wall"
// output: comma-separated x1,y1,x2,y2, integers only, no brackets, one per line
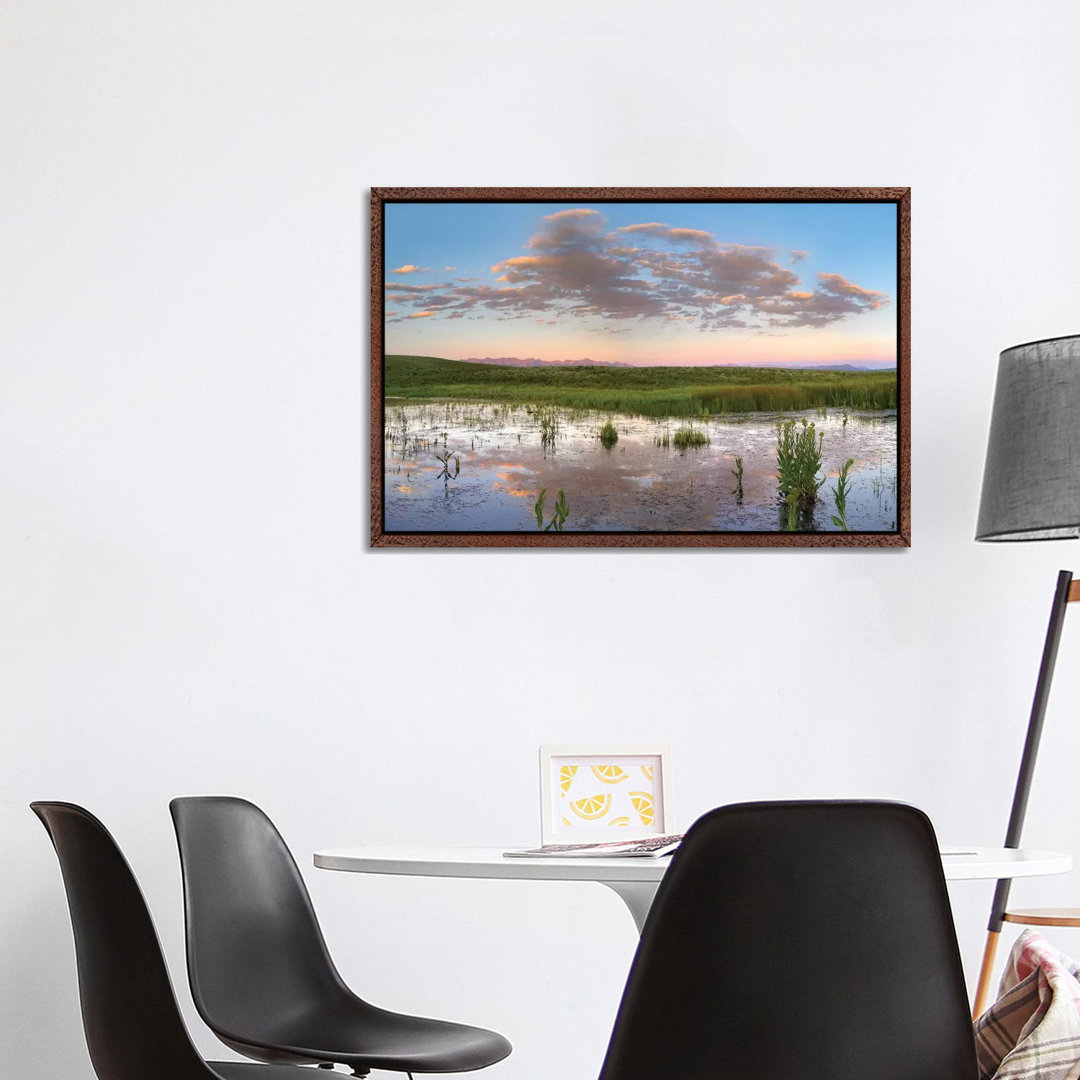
4,2,1080,1076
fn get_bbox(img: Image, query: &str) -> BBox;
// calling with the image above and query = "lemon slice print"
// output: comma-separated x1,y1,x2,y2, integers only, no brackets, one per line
559,765,578,794
641,764,654,781
609,816,630,827
591,764,628,784
569,793,612,821
630,791,655,827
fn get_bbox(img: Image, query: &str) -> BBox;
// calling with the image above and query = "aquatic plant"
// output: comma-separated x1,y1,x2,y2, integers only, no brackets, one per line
534,488,570,532
831,457,854,531
672,426,710,449
776,419,824,509
538,409,559,451
434,447,460,483
550,490,569,531
599,420,619,448
731,455,744,499
783,490,799,532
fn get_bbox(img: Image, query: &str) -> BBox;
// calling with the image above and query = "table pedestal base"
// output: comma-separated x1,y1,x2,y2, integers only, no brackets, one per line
600,881,660,935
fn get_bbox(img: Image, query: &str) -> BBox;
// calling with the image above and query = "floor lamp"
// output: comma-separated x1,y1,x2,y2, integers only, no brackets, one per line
972,333,1080,1018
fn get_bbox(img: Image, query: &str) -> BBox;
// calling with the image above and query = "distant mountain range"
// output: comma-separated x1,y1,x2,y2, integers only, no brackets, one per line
812,363,896,372
456,356,894,372
459,356,634,368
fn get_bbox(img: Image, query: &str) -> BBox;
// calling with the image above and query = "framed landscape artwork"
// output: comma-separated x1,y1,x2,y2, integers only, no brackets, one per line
371,187,909,547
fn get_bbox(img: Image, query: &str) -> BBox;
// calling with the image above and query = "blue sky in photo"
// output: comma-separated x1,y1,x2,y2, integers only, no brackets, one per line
384,200,898,367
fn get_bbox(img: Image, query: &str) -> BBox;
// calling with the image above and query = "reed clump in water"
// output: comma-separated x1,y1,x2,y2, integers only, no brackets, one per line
731,455,744,500
534,488,569,532
831,457,854,531
673,426,710,449
538,409,559,451
776,419,824,512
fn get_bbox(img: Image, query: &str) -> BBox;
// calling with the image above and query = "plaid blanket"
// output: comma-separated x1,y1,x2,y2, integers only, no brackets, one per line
975,929,1080,1079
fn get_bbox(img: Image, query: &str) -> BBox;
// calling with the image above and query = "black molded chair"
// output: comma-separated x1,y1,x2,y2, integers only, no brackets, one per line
169,796,511,1077
31,801,315,1080
598,800,979,1080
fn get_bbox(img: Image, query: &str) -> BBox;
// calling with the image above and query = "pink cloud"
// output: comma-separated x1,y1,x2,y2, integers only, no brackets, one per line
543,208,603,221
617,223,717,247
817,272,888,307
386,282,448,293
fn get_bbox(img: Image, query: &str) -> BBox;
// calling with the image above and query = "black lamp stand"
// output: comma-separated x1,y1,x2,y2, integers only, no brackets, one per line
972,569,1077,1016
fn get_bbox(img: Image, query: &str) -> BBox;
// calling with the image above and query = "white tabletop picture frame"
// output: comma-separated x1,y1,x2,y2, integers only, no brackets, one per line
539,745,672,845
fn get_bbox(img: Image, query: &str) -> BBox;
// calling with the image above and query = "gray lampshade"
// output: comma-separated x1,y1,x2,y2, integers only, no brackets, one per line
977,334,1080,541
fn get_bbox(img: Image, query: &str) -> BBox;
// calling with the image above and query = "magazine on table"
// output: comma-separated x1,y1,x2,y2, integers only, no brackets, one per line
504,834,683,859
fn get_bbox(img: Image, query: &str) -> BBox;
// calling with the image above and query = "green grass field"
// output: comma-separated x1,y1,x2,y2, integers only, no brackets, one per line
384,354,897,419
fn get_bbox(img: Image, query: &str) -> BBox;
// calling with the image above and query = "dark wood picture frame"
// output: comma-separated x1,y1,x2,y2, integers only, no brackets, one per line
371,187,909,548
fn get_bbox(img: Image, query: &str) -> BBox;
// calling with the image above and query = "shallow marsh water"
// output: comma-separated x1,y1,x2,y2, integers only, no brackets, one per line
384,400,898,534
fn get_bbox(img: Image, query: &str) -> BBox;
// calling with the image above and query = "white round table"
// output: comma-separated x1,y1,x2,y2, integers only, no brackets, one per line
314,845,1073,933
